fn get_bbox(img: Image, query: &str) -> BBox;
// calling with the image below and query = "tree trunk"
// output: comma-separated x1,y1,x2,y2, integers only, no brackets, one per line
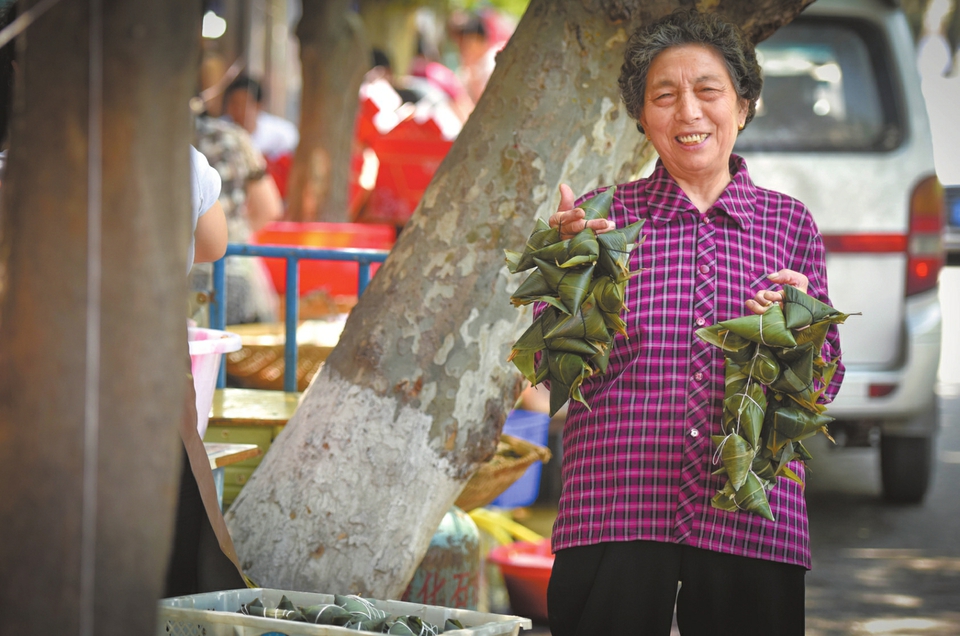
286,0,368,222
359,0,420,77
227,0,815,598
0,1,198,633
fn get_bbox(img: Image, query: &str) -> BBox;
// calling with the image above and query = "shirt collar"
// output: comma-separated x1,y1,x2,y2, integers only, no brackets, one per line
646,154,757,230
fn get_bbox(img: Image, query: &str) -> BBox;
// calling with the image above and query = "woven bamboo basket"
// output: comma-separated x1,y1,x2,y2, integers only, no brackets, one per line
455,434,552,512
225,344,333,392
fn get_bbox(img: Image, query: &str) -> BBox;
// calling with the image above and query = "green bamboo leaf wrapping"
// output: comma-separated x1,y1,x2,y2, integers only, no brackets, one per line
695,324,724,347
748,345,781,385
793,319,831,353
344,617,388,631
777,464,804,485
505,218,561,273
718,304,797,347
733,472,775,521
795,440,813,461
510,270,554,306
602,310,629,338
596,220,645,281
770,364,813,395
547,350,592,387
772,344,816,393
388,620,417,635
774,440,797,476
560,229,600,268
724,381,766,448
712,497,740,513
579,186,615,221
545,351,592,415
591,344,613,375
712,433,755,491
545,336,601,356
711,488,740,513
278,595,296,611
570,379,590,410
335,595,388,620
751,454,777,481
771,341,815,364
509,309,558,353
782,283,841,329
817,359,839,388
697,327,757,364
724,361,750,402
535,258,595,315
529,240,571,265
507,187,646,417
549,379,572,417
592,276,625,314
301,604,351,625
772,407,834,443
264,608,305,621
697,289,855,519
545,298,610,344
509,350,537,384
505,250,522,273
723,332,757,364
784,384,827,413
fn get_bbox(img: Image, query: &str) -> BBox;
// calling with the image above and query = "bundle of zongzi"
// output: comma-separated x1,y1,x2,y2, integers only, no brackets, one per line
696,285,856,520
506,187,645,415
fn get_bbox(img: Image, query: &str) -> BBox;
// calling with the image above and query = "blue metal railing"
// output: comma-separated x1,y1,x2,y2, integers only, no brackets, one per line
209,243,390,392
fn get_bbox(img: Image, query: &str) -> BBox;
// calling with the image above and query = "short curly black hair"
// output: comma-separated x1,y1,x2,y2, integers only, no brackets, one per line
618,9,763,135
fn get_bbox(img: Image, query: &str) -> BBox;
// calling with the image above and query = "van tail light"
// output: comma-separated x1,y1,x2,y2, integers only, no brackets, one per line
906,175,945,296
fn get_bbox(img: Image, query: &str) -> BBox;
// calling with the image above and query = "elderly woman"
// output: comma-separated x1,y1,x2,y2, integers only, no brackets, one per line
545,10,843,636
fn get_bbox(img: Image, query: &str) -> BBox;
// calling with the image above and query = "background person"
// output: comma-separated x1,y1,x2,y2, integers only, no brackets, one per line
222,74,298,200
166,147,245,598
191,112,282,326
222,74,299,162
447,11,497,104
544,10,844,636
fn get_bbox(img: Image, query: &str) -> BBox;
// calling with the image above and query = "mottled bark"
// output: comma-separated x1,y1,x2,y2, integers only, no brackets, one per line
0,1,198,634
228,0,814,598
286,0,368,222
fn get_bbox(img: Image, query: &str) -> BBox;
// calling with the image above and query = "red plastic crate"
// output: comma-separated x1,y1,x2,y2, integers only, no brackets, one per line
363,118,453,226
252,221,395,298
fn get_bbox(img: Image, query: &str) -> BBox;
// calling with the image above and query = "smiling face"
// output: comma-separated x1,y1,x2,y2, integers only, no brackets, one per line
639,44,749,190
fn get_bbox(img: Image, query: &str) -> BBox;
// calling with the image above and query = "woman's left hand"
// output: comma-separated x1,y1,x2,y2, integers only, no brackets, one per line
745,268,809,315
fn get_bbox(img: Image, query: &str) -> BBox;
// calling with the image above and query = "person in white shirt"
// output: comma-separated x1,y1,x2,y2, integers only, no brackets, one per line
222,75,299,161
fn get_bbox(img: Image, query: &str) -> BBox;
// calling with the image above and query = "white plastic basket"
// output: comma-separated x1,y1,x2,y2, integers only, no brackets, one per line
157,587,532,636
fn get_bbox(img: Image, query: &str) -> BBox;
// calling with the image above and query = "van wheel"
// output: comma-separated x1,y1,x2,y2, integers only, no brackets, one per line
880,434,932,503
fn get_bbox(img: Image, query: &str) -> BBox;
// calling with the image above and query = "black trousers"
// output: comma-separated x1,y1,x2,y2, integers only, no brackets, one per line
547,540,805,636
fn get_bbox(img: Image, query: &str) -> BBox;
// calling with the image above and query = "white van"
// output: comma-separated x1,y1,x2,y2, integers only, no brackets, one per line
736,0,944,502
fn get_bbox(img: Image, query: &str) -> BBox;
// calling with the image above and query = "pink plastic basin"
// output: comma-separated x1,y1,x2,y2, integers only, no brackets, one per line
188,327,242,438
488,538,554,623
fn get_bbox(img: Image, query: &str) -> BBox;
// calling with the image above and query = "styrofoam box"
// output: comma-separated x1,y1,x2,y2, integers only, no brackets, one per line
157,587,532,636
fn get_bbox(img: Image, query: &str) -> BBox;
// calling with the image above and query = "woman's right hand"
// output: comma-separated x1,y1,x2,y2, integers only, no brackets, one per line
549,184,616,240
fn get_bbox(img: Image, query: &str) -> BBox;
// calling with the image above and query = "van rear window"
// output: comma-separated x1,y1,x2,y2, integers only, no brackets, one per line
735,19,903,152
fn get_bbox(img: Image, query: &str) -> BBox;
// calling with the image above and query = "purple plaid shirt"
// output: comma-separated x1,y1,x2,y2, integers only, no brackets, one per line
551,156,844,569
